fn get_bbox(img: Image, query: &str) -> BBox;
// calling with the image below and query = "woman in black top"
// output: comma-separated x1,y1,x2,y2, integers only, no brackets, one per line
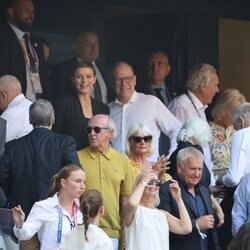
53,61,110,150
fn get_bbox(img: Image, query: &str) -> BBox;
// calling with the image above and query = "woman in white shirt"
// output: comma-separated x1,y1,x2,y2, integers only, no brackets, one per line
12,164,85,250
62,189,113,250
124,171,192,250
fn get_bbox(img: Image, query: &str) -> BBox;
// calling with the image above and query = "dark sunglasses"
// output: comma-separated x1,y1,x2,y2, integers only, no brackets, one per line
87,126,109,134
147,179,163,187
130,135,153,143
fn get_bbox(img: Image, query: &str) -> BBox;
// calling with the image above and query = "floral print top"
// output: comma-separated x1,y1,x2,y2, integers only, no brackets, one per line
209,121,234,177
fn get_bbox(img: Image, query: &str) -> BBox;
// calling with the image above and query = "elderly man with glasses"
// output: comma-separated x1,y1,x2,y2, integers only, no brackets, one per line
108,61,181,162
77,114,133,250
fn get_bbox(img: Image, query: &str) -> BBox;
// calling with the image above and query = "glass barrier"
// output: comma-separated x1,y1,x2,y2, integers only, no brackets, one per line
0,208,19,250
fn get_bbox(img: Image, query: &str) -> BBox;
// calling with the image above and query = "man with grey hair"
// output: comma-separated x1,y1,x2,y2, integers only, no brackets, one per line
78,114,133,250
0,99,79,249
159,147,220,250
0,75,33,142
217,102,250,187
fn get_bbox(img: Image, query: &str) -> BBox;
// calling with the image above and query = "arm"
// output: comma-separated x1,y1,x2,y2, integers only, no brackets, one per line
163,180,192,234
211,194,224,227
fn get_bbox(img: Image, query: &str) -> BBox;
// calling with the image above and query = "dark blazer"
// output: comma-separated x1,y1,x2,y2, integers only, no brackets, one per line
158,176,221,250
0,127,80,215
0,23,51,100
0,117,6,158
53,94,110,150
50,57,114,102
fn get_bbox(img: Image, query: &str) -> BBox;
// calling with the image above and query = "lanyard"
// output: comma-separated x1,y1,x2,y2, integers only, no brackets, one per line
185,90,202,118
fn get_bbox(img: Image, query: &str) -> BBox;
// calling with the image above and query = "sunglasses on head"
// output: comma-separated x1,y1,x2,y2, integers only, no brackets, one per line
147,179,163,187
130,135,153,143
87,126,109,134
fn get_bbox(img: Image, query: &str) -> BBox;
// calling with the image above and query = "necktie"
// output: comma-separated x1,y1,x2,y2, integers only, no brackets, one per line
94,78,103,102
23,32,35,68
154,88,169,106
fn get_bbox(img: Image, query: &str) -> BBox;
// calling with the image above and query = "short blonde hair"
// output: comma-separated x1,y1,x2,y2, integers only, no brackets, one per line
211,88,245,121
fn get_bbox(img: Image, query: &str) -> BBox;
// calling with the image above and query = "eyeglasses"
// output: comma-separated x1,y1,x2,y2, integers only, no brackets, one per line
87,126,109,134
113,76,134,85
130,135,153,143
147,179,163,187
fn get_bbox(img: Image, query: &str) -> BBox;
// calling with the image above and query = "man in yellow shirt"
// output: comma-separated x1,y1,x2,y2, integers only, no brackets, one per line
78,114,133,250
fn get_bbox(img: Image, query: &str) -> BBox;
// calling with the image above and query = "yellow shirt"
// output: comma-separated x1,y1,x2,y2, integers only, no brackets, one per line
78,146,133,239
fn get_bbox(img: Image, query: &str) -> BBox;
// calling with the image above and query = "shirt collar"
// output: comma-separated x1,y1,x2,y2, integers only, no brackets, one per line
188,90,207,111
86,146,114,160
8,22,25,41
7,94,26,109
151,83,166,90
51,192,80,208
114,90,137,105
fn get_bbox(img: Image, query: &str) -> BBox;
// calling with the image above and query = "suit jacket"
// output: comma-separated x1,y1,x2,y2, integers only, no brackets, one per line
0,117,6,158
158,176,221,250
50,57,114,102
0,23,51,100
0,127,80,215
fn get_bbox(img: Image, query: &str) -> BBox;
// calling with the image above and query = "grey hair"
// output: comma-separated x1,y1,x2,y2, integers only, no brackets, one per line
107,116,117,139
232,103,250,128
177,147,204,168
125,123,154,157
177,117,212,145
186,63,217,92
29,99,55,127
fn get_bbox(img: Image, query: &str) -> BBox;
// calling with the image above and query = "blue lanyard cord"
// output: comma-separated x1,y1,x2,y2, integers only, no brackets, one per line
57,207,63,244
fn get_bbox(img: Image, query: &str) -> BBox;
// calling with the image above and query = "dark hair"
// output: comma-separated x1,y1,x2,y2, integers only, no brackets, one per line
80,189,103,241
72,61,96,77
48,164,82,197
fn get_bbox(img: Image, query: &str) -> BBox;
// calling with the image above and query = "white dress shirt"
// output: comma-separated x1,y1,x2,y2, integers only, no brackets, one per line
13,193,82,250
222,127,250,187
168,91,214,184
1,94,33,142
108,91,181,162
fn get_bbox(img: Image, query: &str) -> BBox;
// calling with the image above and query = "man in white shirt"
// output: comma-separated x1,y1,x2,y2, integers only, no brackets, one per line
168,63,219,180
0,75,33,142
217,103,250,188
108,61,182,162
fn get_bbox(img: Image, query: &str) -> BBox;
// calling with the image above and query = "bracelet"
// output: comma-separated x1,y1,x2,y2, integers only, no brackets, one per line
196,221,207,239
140,181,147,186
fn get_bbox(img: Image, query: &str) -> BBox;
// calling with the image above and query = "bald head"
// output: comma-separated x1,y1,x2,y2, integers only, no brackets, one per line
0,75,22,110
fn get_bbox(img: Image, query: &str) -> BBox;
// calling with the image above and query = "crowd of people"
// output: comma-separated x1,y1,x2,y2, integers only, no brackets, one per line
0,0,250,250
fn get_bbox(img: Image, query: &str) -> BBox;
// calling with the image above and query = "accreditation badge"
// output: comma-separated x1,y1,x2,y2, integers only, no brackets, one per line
30,71,43,94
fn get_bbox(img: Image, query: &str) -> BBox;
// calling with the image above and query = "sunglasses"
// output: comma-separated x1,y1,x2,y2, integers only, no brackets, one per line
87,126,109,134
130,135,153,143
147,179,163,187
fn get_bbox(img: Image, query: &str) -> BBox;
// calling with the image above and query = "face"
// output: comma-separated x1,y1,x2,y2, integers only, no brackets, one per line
113,63,136,104
177,157,203,188
143,173,159,197
74,33,99,62
88,116,112,151
0,90,8,111
9,0,35,32
72,67,96,95
148,52,171,86
201,72,219,104
61,169,86,199
129,131,152,157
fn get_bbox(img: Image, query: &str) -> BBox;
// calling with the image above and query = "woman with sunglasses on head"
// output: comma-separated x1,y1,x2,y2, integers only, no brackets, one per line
12,164,85,250
61,189,113,250
53,61,109,151
126,123,170,181
124,171,192,250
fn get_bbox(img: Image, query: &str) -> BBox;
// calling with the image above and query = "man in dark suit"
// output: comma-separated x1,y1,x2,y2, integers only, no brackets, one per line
158,147,220,250
0,0,51,101
0,117,6,208
51,31,113,102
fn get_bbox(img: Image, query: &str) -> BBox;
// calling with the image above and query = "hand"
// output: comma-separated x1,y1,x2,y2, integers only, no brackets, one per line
196,215,215,230
169,179,181,202
152,155,170,176
140,170,157,186
12,205,25,229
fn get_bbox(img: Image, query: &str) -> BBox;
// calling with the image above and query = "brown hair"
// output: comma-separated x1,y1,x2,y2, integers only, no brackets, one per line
72,61,96,76
80,189,104,241
48,164,82,197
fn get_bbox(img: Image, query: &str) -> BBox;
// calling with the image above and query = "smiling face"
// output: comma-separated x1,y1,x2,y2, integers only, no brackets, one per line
143,172,159,197
113,63,136,104
72,66,96,95
61,169,86,199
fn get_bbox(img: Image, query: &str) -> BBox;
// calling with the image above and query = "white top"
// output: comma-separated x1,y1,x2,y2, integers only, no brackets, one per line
125,205,169,250
61,224,113,250
13,193,82,250
1,94,33,142
108,91,181,161
222,127,250,187
168,91,214,184
232,173,250,236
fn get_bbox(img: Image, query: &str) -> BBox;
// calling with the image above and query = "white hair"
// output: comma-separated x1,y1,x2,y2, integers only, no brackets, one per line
177,147,204,167
232,103,250,128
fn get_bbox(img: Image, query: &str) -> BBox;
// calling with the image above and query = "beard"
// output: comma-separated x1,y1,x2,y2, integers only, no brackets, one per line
14,17,33,32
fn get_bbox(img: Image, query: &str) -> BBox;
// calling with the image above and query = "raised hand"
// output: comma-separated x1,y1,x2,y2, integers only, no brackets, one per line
169,179,181,202
12,205,25,229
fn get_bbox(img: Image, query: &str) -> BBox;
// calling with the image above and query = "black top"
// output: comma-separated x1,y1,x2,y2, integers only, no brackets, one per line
168,141,211,187
53,94,110,150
